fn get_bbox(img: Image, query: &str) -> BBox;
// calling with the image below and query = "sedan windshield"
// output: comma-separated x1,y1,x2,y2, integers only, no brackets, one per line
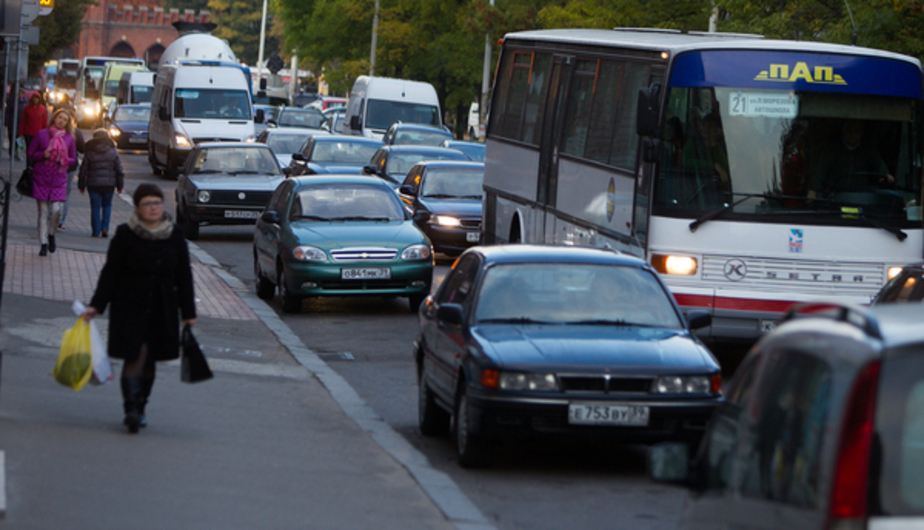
266,133,310,156
294,184,405,221
474,264,683,328
278,109,324,129
310,140,380,164
391,129,453,146
421,167,484,198
114,106,151,122
654,87,922,228
386,151,468,177
192,147,280,174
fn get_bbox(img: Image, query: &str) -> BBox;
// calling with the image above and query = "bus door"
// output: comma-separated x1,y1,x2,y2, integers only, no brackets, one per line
536,55,573,243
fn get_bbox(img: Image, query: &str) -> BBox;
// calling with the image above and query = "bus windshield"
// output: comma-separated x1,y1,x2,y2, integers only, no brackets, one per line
365,100,439,130
653,87,922,227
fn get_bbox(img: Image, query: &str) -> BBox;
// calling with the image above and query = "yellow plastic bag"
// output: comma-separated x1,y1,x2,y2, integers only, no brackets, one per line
53,318,93,391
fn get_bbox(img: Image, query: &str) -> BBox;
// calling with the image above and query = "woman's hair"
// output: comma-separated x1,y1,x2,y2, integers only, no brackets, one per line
50,109,75,135
133,183,164,206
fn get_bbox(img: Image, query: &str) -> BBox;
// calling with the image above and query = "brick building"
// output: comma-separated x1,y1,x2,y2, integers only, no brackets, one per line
71,0,211,70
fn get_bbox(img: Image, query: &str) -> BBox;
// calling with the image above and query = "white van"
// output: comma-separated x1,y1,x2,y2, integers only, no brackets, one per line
116,71,155,105
343,76,441,139
148,64,255,178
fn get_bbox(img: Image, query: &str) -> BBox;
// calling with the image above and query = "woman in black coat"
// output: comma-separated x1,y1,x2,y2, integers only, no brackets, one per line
82,183,196,433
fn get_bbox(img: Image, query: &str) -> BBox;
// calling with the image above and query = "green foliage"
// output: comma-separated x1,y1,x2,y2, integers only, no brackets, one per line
537,0,712,30
207,0,279,66
31,0,96,75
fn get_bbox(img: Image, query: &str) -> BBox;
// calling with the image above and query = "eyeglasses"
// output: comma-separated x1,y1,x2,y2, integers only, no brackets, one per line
139,200,163,208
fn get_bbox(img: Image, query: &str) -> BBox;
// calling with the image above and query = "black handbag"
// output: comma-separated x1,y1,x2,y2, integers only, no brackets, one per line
15,165,33,197
180,325,213,383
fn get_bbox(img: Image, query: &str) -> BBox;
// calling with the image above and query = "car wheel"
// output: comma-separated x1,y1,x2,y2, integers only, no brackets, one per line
254,252,275,301
418,372,450,437
181,206,199,240
454,384,491,468
408,293,426,313
278,267,302,313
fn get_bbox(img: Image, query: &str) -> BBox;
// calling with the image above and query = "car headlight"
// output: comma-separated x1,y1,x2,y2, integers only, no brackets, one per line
80,104,98,117
481,369,558,391
401,244,431,260
432,215,461,227
654,375,719,394
887,266,904,280
175,133,192,148
244,135,256,143
109,127,121,137
197,190,210,203
292,245,326,261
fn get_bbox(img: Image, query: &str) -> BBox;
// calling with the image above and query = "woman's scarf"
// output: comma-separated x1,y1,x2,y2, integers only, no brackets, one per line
47,126,69,167
128,211,174,241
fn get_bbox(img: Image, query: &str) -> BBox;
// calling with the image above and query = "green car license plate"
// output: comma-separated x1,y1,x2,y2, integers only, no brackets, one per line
341,267,391,280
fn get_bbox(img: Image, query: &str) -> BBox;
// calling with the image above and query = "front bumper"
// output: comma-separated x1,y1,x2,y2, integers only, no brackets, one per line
284,259,433,297
422,224,480,255
186,204,263,225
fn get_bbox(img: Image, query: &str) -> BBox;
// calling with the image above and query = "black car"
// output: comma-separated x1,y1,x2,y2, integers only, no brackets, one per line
872,261,924,303
175,142,287,240
650,301,924,529
363,145,471,188
415,245,720,467
289,135,382,176
105,104,151,150
382,123,455,146
268,107,326,130
399,160,484,255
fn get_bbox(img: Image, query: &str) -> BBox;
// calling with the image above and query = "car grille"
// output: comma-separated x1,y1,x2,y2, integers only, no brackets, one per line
330,247,398,261
558,375,653,394
318,280,411,290
193,137,240,144
207,190,274,207
460,218,481,229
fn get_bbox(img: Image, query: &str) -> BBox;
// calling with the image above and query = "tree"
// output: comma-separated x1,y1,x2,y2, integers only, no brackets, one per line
535,0,712,31
207,0,279,66
30,0,96,75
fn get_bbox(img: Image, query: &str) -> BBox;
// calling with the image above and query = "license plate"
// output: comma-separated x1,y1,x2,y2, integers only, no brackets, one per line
128,137,147,144
224,210,259,219
341,267,391,280
466,231,480,242
568,402,650,426
760,320,778,333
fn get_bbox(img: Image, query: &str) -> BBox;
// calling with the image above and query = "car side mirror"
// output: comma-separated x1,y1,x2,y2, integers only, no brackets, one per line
412,210,430,224
292,153,306,162
400,184,417,196
260,210,281,224
350,115,362,130
437,303,465,325
158,105,170,121
648,442,690,484
686,309,712,331
362,165,376,175
255,109,265,124
282,166,292,176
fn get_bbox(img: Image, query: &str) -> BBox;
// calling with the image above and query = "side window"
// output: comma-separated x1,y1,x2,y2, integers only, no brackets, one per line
740,351,832,508
499,52,533,141
522,53,552,146
561,59,597,158
583,60,625,164
289,194,303,220
268,182,292,214
436,255,480,306
402,166,421,190
610,62,650,169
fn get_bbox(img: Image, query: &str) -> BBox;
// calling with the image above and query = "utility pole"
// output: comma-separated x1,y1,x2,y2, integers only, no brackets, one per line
256,0,268,88
478,0,495,138
370,0,380,76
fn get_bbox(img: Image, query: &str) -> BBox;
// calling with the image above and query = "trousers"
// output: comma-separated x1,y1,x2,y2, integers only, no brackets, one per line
36,200,63,245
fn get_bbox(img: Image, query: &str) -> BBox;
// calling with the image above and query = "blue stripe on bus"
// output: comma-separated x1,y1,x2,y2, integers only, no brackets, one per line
669,51,922,99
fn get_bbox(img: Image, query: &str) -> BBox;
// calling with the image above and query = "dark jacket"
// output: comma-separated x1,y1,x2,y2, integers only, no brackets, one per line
89,223,196,361
78,136,124,192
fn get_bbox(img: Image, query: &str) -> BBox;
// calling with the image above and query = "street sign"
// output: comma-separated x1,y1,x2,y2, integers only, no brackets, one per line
2,0,24,36
38,0,52,16
20,0,39,24
21,25,39,46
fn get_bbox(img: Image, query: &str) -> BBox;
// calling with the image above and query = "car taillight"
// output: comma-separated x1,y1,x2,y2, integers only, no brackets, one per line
828,360,880,528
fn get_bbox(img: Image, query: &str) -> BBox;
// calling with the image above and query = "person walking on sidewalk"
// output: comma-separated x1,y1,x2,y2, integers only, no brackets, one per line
78,129,123,237
20,92,48,151
28,109,76,256
59,111,86,232
81,184,197,434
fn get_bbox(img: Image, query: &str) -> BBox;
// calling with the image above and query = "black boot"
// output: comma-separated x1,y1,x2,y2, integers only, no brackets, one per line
48,235,56,253
38,244,48,256
120,377,144,434
139,377,155,428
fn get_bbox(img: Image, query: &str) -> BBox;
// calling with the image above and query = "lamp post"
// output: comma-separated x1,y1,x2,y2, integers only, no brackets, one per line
370,0,380,76
256,0,268,87
479,0,495,136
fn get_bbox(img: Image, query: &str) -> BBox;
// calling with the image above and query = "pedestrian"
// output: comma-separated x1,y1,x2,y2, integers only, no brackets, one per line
59,109,85,232
81,184,197,434
5,88,26,159
27,109,76,256
20,92,48,151
78,129,124,237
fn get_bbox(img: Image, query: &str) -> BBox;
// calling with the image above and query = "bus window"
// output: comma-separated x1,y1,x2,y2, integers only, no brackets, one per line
522,53,552,145
562,59,597,158
584,60,624,164
609,62,649,170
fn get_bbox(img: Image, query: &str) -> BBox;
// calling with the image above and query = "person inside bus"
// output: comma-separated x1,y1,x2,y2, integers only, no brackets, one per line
807,119,894,199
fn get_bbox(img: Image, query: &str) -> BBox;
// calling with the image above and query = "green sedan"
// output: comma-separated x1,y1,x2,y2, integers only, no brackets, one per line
253,175,434,313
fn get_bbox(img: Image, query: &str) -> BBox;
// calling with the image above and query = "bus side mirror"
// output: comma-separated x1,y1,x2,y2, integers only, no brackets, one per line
350,115,362,130
636,84,661,138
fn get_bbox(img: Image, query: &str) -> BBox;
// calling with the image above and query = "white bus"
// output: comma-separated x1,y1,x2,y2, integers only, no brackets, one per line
76,56,145,128
483,29,923,341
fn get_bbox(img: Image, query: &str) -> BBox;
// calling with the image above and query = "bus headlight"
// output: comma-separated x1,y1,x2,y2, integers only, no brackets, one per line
887,266,904,280
651,254,698,276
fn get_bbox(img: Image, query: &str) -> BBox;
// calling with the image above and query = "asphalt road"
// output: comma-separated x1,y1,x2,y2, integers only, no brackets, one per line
119,149,747,530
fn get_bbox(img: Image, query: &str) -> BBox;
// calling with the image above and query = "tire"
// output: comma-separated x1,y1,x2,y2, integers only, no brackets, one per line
181,206,199,240
278,267,302,313
254,252,276,300
454,384,491,468
408,293,426,313
418,373,450,437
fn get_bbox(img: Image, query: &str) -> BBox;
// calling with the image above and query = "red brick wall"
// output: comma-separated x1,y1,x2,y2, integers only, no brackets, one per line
73,1,211,69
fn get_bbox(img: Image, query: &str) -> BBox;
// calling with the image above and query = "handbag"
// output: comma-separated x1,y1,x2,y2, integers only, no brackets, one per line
54,318,94,391
15,165,33,197
181,325,213,383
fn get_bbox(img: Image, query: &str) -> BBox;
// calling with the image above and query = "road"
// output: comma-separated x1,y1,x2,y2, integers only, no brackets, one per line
120,149,746,530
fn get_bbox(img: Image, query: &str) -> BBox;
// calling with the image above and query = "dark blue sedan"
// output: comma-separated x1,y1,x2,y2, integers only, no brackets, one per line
105,104,150,150
414,245,721,467
289,135,383,176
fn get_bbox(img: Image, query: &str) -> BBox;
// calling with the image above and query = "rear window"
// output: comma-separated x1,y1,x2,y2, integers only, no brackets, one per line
874,351,924,515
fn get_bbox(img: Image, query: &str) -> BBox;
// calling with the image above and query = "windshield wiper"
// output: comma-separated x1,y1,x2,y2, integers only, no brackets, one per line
329,216,392,222
194,169,223,174
477,317,553,324
227,170,260,175
422,193,457,199
565,319,654,327
298,215,331,221
461,195,483,199
690,193,787,232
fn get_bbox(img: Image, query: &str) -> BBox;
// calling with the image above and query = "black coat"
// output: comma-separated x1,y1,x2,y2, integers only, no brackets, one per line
78,137,124,192
90,223,196,361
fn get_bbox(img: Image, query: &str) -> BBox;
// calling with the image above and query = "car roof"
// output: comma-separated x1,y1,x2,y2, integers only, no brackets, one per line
264,127,323,135
389,123,450,132
870,303,924,350
281,107,323,114
414,160,484,170
379,145,468,155
466,244,646,268
312,135,381,145
196,142,274,149
289,174,395,188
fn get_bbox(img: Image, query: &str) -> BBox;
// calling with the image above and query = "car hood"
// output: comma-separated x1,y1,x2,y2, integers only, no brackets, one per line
308,162,366,174
473,325,714,373
188,174,284,191
290,219,425,248
417,197,482,216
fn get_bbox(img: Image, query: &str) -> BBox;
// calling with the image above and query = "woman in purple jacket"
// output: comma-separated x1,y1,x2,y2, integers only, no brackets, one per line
28,109,76,256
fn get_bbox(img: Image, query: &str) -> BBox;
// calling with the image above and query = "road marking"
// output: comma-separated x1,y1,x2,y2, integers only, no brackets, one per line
1,451,6,519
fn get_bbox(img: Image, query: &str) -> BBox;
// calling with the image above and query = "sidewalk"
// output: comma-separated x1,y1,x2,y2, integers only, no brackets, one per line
0,153,492,529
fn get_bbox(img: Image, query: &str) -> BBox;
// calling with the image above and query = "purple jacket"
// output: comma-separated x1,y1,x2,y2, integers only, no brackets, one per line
27,128,76,202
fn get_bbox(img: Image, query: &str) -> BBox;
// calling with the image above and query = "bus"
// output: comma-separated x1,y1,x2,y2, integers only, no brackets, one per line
483,29,923,342
76,56,145,128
